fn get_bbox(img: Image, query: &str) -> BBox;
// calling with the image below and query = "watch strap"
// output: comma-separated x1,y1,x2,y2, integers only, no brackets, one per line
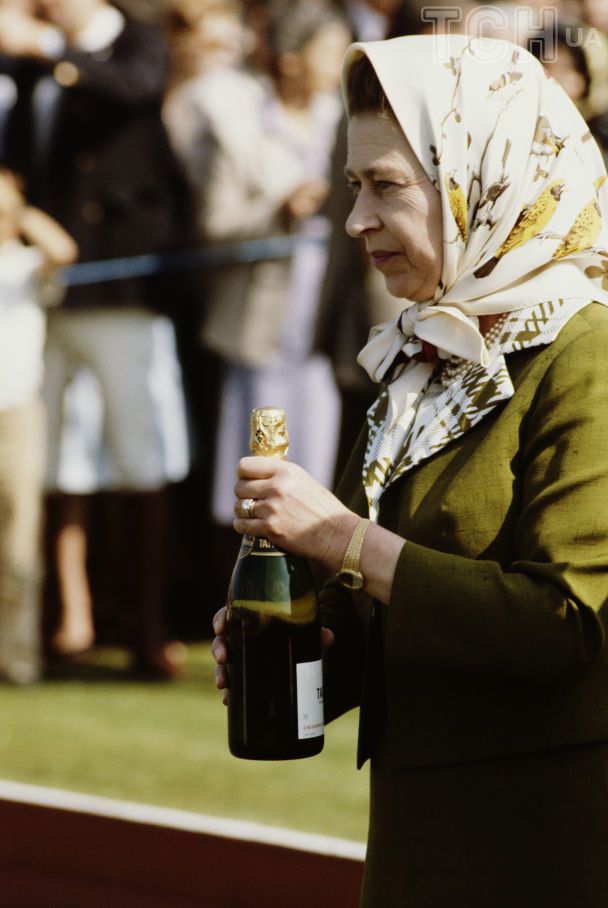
341,517,371,576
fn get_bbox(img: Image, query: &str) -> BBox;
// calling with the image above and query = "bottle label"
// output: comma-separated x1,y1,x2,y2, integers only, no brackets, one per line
239,534,285,558
296,660,324,740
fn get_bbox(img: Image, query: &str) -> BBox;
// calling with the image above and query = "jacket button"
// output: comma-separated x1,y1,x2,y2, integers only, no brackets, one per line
53,61,79,87
74,152,96,174
82,201,104,224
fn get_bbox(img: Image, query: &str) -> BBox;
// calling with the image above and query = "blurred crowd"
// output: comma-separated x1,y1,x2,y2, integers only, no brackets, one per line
0,0,607,683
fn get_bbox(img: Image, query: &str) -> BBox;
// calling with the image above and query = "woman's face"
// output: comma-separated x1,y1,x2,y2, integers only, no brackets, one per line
582,0,608,33
172,11,244,79
345,112,443,301
301,21,352,96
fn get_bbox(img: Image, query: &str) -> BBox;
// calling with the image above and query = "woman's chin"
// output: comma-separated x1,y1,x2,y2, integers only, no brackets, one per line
383,274,416,300
385,276,439,303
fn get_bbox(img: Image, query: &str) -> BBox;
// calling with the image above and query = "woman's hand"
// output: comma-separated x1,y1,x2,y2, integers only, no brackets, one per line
211,607,230,705
19,206,79,266
281,178,329,223
233,456,359,572
233,457,406,606
0,8,53,58
212,605,335,705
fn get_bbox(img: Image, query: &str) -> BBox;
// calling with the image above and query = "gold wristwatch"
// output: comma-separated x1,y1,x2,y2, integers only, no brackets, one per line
337,518,371,590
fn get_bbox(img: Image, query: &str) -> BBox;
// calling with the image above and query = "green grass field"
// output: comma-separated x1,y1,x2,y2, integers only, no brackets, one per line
0,645,369,842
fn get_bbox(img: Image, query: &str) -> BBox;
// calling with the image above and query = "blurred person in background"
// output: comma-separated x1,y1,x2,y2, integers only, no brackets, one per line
0,0,192,678
181,2,350,562
163,0,249,629
0,56,17,160
527,18,591,110
0,167,76,684
0,1,37,157
581,0,608,34
165,0,244,92
163,0,247,231
579,0,608,164
335,0,401,42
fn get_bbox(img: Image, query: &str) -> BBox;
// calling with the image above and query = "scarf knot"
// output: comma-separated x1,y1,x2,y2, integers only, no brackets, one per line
357,302,492,386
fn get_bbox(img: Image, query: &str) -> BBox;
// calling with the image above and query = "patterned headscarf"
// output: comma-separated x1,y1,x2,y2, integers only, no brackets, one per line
342,35,608,520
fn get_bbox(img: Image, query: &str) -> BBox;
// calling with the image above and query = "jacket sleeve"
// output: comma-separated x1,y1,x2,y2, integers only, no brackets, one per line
387,317,608,686
182,72,305,242
320,578,367,723
57,24,168,108
201,141,301,242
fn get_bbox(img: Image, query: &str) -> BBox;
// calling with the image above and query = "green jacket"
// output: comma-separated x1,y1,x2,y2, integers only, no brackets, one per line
321,303,608,769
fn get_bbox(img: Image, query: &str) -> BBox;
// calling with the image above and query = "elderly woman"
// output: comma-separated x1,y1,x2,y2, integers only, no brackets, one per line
213,34,608,905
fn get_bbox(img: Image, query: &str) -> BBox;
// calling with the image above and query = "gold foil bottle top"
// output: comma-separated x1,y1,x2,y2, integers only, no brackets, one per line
250,407,289,459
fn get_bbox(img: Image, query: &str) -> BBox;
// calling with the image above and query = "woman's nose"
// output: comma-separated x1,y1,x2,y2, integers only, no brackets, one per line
345,191,380,237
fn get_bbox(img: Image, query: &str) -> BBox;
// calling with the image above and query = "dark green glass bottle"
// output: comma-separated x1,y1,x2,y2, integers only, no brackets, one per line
227,408,324,760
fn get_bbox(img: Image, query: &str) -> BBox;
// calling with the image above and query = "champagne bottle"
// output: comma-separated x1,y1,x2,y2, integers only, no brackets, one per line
227,407,324,760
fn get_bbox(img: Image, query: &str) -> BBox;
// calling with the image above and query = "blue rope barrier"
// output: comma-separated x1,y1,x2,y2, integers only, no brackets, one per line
62,234,324,287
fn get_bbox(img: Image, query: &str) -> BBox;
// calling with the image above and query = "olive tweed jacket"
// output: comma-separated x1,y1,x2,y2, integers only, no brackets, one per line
321,302,608,769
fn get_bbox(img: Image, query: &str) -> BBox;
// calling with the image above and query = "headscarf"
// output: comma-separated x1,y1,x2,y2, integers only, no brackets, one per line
342,35,608,520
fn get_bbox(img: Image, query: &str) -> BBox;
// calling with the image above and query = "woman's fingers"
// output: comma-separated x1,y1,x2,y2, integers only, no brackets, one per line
233,498,270,521
237,456,282,480
211,634,228,665
213,608,333,701
212,606,230,693
321,627,335,649
212,637,230,692
212,606,227,636
234,477,271,501
233,516,266,535
232,471,277,524
215,662,229,690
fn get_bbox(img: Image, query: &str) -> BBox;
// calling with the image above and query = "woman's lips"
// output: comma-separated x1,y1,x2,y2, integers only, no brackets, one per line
370,250,399,266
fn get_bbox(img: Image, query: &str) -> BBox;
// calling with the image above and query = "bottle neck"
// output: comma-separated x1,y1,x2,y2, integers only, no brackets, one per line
250,449,287,460
240,534,285,557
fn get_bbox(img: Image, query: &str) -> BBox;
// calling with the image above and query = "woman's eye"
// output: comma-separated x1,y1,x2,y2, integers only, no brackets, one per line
347,181,361,197
375,180,394,192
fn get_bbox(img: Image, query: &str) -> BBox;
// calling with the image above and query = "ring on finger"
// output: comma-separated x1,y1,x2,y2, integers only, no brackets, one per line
241,497,257,520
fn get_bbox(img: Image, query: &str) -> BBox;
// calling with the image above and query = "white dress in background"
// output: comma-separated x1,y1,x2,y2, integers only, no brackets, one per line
0,240,47,683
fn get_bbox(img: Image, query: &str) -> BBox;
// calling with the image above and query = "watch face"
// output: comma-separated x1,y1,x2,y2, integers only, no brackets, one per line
338,569,364,591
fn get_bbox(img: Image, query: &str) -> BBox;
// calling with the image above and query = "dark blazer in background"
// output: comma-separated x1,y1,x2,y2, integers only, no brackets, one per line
3,17,193,311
